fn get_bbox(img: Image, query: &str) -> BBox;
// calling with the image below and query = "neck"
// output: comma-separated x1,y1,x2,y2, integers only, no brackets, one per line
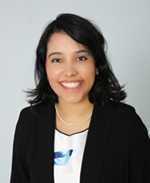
55,100,94,124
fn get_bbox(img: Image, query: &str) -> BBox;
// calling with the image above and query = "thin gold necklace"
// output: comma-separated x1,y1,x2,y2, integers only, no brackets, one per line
55,105,93,126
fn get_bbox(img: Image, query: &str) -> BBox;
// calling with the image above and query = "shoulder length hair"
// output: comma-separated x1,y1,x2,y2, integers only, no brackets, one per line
25,13,126,106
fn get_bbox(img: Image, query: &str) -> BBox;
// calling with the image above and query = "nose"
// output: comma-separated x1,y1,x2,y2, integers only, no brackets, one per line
64,64,78,77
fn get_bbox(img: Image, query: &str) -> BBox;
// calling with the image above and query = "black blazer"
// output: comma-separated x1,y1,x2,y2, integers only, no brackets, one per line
10,101,150,183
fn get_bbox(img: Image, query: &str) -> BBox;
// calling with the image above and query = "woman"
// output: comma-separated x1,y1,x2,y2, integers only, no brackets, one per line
10,13,150,183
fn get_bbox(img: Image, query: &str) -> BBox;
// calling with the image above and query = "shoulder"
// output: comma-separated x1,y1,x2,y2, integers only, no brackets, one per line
111,101,149,140
18,101,51,119
15,102,51,132
102,100,140,120
98,100,136,121
103,100,135,114
100,100,149,137
13,102,52,146
101,101,150,154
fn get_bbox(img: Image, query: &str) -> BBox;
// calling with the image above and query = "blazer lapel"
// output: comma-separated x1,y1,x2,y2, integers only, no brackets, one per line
47,102,55,183
33,102,55,183
80,102,112,183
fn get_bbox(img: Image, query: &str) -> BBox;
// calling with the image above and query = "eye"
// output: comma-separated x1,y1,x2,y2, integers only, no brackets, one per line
77,56,88,62
51,58,61,63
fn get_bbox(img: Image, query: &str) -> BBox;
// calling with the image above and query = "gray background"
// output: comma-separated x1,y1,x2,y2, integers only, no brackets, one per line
0,0,150,182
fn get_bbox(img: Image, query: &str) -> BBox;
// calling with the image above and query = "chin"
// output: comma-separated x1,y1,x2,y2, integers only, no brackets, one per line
59,95,89,104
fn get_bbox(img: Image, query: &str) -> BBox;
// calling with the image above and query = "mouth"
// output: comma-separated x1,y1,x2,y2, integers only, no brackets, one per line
59,81,83,91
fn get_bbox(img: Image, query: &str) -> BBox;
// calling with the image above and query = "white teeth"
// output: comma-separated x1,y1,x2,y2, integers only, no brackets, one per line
61,82,81,88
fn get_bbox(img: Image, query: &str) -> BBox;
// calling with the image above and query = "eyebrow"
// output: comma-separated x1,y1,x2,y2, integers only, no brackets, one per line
47,49,90,57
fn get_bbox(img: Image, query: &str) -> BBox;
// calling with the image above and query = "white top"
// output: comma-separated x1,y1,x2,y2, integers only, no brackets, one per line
54,128,88,183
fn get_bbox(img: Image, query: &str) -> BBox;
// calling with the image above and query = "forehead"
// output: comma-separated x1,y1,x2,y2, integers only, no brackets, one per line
47,32,87,52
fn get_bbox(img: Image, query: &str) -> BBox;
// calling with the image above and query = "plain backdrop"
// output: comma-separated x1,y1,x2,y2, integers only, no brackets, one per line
0,0,150,182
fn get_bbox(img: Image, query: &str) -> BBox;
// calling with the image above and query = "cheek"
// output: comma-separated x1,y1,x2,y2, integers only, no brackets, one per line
46,72,60,94
46,67,59,85
82,64,96,80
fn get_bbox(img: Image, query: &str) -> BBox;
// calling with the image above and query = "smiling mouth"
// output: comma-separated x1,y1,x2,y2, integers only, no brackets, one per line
60,81,82,90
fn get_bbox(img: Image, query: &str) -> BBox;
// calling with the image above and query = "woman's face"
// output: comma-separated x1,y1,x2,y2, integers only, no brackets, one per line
45,32,96,104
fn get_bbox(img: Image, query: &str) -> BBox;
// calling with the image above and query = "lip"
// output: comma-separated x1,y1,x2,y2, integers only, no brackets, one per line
59,80,83,83
59,80,83,91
